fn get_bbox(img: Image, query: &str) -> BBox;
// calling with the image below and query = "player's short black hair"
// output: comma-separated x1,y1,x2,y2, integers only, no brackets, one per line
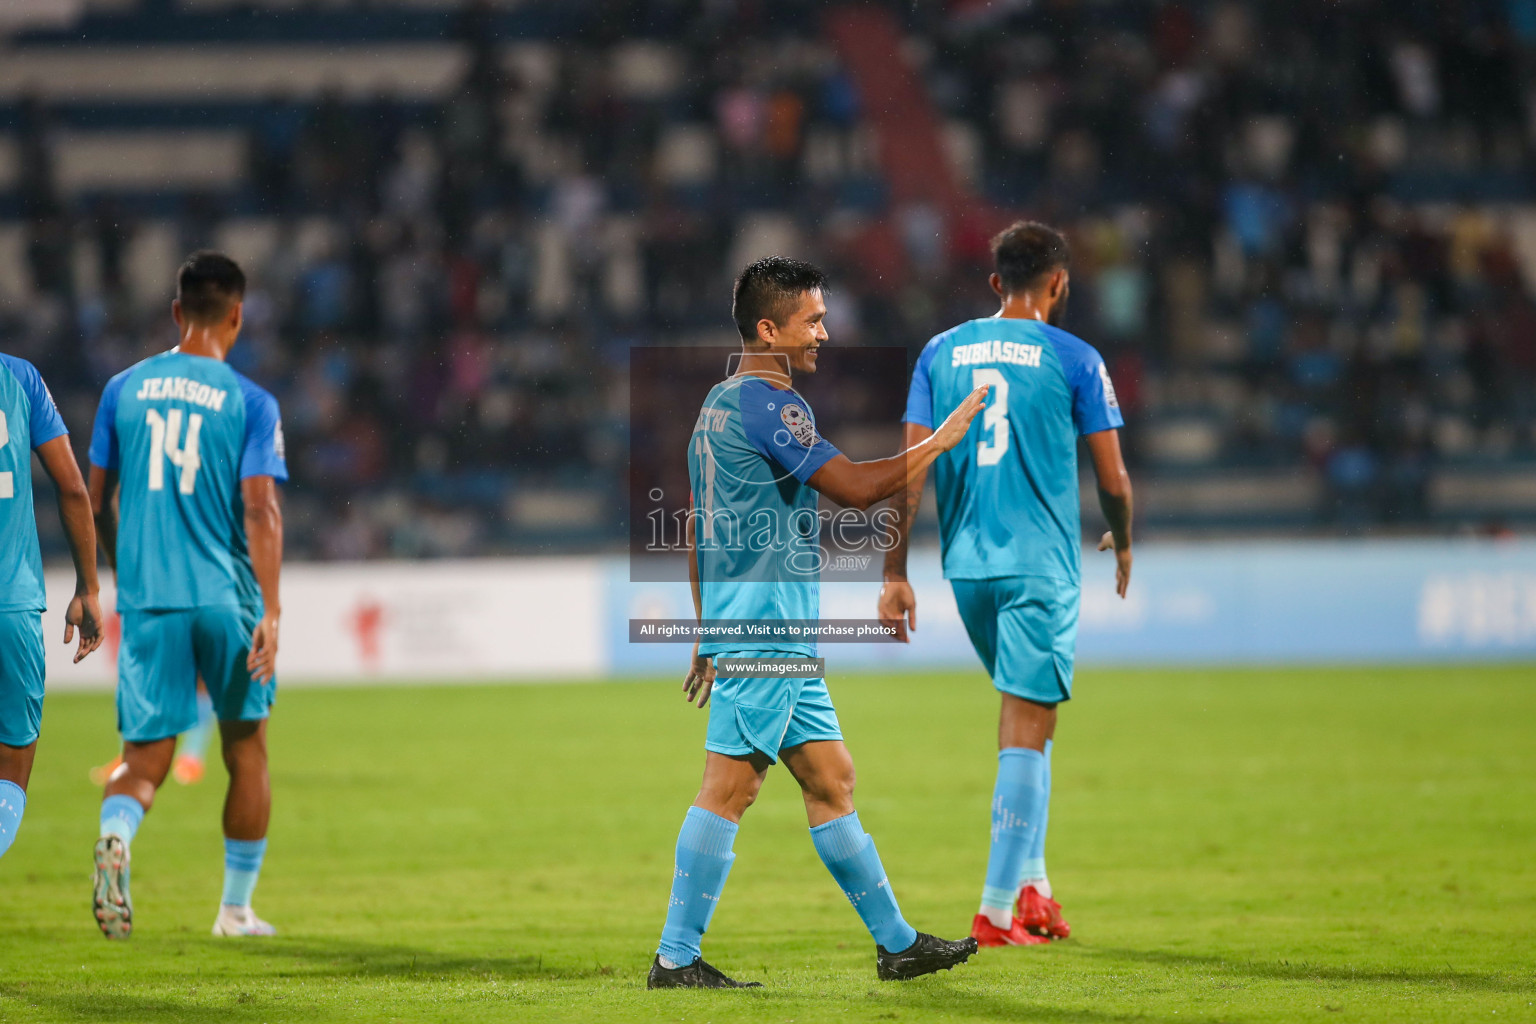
176,250,246,323
991,221,1070,293
731,256,827,342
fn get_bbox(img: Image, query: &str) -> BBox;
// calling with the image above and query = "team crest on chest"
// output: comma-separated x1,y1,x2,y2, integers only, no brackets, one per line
780,403,817,446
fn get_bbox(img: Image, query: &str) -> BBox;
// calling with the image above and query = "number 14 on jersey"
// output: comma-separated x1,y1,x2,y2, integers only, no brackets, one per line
145,408,203,493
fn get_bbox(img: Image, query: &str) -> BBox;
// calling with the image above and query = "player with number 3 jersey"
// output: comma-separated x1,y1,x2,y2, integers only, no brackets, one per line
86,252,287,940
879,222,1134,948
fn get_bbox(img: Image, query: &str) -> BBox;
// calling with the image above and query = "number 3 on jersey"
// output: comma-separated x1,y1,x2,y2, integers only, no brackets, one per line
145,408,203,493
973,368,1010,466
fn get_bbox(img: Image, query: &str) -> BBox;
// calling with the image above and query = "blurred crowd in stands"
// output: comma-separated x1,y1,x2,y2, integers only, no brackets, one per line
3,0,1536,558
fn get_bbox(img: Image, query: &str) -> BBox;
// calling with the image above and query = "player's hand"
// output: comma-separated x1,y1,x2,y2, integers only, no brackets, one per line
247,612,280,684
877,579,917,643
63,591,104,663
1098,532,1132,598
683,643,715,708
930,385,989,453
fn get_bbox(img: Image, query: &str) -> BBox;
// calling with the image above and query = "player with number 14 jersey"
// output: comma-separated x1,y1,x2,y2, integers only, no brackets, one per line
87,252,287,941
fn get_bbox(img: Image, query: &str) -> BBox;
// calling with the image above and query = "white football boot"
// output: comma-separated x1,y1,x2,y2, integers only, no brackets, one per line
212,904,277,937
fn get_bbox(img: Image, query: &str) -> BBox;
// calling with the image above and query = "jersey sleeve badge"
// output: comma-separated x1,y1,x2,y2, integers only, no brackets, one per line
779,403,818,446
1099,364,1120,408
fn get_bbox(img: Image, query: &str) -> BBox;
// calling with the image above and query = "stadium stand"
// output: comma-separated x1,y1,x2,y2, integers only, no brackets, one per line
2,0,1535,560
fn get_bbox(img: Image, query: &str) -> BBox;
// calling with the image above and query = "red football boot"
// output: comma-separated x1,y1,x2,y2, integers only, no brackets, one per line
969,912,1051,947
1017,885,1070,939
172,754,206,785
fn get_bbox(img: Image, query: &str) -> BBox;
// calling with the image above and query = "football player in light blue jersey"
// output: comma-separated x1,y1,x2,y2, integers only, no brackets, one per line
0,353,105,861
879,222,1134,948
86,252,287,940
649,257,990,989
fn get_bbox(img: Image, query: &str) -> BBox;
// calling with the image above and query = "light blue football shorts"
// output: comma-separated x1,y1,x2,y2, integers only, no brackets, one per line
0,611,46,747
950,575,1080,706
704,652,843,763
117,604,275,743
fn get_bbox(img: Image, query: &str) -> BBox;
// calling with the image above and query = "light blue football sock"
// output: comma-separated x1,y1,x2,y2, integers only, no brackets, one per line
180,688,217,762
981,747,1046,919
0,781,26,858
100,794,146,845
657,807,738,966
810,811,918,953
1019,738,1052,886
222,837,267,907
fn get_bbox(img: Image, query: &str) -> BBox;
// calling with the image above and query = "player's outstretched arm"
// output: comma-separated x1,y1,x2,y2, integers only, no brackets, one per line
876,421,935,642
1086,429,1133,598
807,385,987,512
38,437,103,662
243,475,283,684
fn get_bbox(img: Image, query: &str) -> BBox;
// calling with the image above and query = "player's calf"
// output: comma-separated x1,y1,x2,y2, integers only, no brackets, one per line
811,812,919,954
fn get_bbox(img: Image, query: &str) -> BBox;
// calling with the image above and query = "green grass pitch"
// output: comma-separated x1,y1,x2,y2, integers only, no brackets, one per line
1,665,1533,1023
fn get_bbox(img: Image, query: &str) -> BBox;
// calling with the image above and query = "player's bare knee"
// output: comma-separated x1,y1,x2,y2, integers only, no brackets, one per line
117,738,177,793
221,741,267,776
218,720,267,764
0,741,37,789
999,694,1056,750
802,762,856,811
831,763,857,805
738,771,768,808
725,773,763,806
696,770,764,820
696,751,769,820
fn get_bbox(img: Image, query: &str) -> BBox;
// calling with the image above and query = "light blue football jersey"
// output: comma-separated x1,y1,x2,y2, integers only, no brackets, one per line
689,375,842,657
89,350,287,612
904,317,1123,585
0,354,69,613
